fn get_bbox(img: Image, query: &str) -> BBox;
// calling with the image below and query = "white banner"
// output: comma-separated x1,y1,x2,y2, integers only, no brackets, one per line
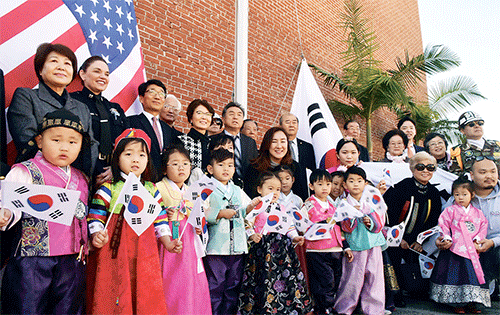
2,181,82,226
359,162,457,194
291,59,343,169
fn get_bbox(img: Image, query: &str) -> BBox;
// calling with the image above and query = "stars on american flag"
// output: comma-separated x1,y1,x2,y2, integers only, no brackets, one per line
64,0,138,72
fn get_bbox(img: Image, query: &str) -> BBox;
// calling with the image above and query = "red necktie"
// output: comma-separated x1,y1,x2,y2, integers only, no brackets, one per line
152,117,163,150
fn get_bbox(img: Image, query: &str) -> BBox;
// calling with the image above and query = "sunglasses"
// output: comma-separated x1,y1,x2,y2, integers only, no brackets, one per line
475,155,495,162
466,120,484,128
414,163,436,172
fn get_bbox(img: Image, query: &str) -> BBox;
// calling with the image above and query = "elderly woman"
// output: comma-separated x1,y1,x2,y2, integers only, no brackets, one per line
243,126,308,200
175,99,214,171
424,132,452,171
8,43,97,175
398,116,424,158
380,129,410,163
71,56,129,185
383,151,442,303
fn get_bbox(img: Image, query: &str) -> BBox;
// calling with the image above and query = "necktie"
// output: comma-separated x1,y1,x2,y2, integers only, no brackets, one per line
234,135,242,178
290,140,298,162
94,95,113,159
152,117,163,150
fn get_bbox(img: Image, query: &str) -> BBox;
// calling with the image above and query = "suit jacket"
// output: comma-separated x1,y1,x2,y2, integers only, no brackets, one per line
296,138,316,171
7,82,98,175
128,113,175,177
359,144,370,162
211,131,258,187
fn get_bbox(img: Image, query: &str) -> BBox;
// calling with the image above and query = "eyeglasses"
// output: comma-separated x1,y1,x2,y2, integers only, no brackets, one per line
146,89,166,99
466,120,484,128
195,110,213,117
414,163,436,172
166,162,191,169
163,104,180,112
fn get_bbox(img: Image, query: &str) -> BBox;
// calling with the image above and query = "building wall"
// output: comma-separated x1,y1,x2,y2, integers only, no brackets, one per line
134,0,425,160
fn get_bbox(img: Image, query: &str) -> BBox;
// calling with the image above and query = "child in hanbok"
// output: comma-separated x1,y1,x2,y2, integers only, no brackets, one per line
328,170,346,206
430,176,490,313
204,149,260,315
0,109,90,314
239,171,312,314
276,165,303,210
86,128,170,314
302,169,353,314
155,145,212,314
334,166,387,315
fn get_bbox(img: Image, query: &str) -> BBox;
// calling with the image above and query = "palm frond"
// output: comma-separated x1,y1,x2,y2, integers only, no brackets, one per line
428,75,486,117
309,64,352,96
421,45,461,75
328,100,362,119
429,119,464,146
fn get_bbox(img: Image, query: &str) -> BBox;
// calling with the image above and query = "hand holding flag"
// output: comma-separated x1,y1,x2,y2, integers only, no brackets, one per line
245,193,273,221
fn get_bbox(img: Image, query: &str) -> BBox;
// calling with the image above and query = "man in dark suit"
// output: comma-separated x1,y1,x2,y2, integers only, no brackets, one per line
280,113,316,199
128,79,175,178
343,120,370,162
211,102,258,188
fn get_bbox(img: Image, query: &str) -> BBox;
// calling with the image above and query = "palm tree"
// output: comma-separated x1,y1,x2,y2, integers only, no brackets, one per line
309,0,470,154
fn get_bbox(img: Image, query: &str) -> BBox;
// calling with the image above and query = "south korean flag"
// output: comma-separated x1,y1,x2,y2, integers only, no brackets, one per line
118,174,162,236
384,222,406,247
2,181,82,226
285,205,312,233
418,254,436,279
331,199,364,222
262,205,292,235
304,223,333,241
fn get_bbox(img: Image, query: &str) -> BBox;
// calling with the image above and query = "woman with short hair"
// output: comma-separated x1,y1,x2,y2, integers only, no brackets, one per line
380,129,410,163
8,42,97,175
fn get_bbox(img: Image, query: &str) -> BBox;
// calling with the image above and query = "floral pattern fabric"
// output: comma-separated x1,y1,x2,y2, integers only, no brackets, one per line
239,233,312,314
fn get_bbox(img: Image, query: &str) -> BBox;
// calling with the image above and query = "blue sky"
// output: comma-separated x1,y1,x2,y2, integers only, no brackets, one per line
418,0,500,140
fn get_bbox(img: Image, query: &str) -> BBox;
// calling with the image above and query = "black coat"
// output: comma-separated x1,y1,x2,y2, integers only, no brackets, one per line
243,161,308,201
383,177,442,245
128,113,175,177
71,88,129,175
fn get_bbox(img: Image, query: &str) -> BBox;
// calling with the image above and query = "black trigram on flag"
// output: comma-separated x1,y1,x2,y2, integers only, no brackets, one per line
49,209,63,220
131,218,142,225
191,192,199,200
57,192,69,202
132,184,138,191
11,200,24,208
14,186,29,194
147,204,155,214
307,103,328,137
124,194,131,203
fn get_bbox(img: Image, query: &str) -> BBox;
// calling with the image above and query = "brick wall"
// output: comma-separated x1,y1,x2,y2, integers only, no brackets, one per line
134,0,425,160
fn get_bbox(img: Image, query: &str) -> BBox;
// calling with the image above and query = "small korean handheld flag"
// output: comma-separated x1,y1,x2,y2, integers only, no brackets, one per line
183,175,215,202
331,199,364,222
382,168,393,188
418,255,435,279
262,206,292,235
417,226,442,245
2,181,82,226
304,223,333,241
120,174,163,236
385,222,405,247
245,193,274,221
185,198,209,246
288,208,312,233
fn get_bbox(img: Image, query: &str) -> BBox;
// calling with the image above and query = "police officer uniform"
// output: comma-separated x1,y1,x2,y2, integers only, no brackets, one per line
71,87,129,176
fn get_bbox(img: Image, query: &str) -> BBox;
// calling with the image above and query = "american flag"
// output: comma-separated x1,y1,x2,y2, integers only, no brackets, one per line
0,0,147,164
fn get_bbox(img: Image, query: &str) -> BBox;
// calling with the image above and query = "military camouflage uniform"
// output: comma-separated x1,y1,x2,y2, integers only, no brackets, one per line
449,139,500,175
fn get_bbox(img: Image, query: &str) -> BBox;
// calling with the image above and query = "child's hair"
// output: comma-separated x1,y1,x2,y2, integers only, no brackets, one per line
208,134,234,152
209,149,234,165
257,171,280,188
330,171,345,180
452,175,475,195
161,144,191,174
111,138,155,183
309,169,333,184
336,137,360,153
274,165,294,178
344,166,367,181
